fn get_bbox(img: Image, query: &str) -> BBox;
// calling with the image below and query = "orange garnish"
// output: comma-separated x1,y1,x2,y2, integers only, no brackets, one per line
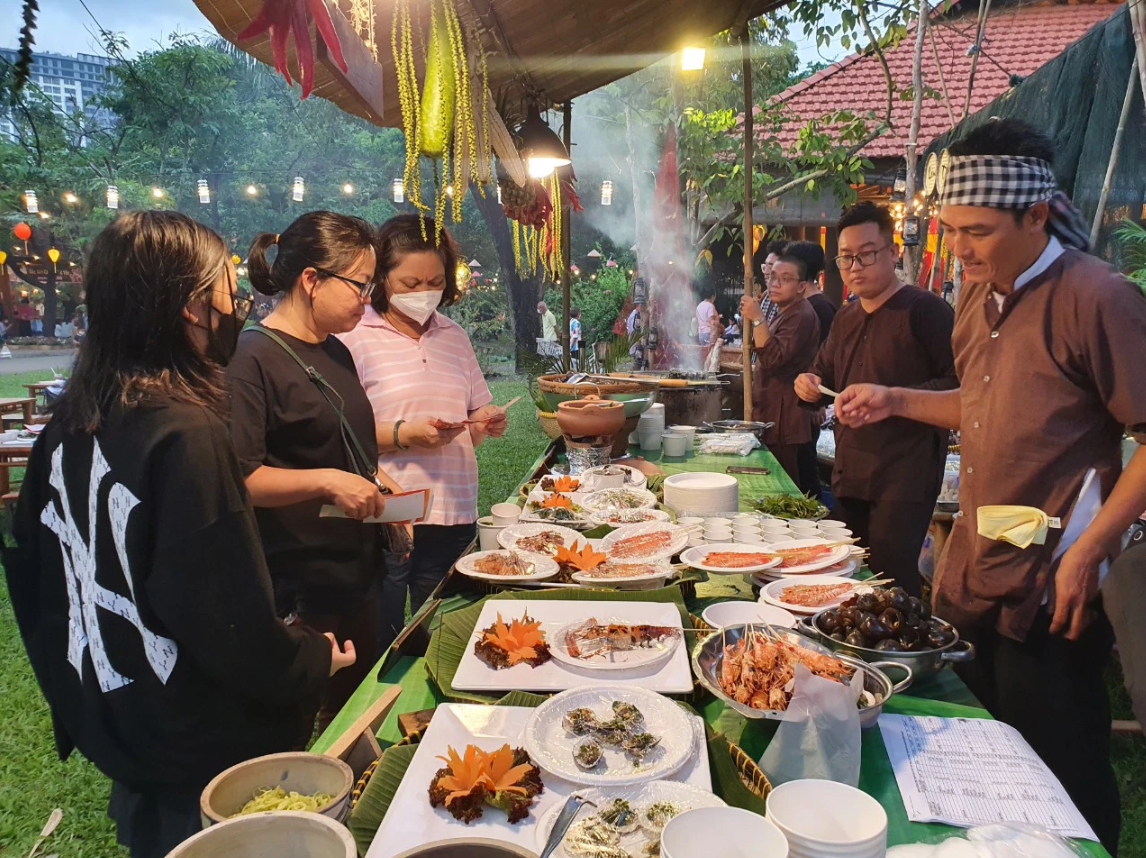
485,744,533,797
484,612,547,665
552,475,580,493
555,540,608,572
435,744,492,806
541,493,573,509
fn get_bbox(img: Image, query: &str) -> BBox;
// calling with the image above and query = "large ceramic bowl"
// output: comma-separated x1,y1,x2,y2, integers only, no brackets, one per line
199,752,354,826
168,812,356,858
537,374,658,419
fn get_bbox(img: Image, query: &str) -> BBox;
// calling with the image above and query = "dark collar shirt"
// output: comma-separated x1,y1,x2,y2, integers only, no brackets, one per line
811,284,957,502
753,298,821,447
935,248,1146,641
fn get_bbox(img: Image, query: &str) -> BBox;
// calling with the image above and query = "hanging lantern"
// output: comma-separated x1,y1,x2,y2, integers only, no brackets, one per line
14,222,31,243
106,185,119,210
633,277,648,305
63,192,78,204
587,249,601,259
47,248,60,272
518,106,571,179
232,254,242,265
392,178,405,203
681,46,706,71
24,190,38,214
292,176,305,202
343,182,355,195
600,180,614,206
197,179,210,204
0,250,7,267
456,260,472,290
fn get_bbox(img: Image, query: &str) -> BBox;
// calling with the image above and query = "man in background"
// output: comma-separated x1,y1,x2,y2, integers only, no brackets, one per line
537,301,558,341
759,239,788,324
695,286,718,345
786,240,837,344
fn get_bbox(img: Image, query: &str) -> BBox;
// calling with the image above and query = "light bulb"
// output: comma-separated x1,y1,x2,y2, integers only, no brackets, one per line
343,182,355,195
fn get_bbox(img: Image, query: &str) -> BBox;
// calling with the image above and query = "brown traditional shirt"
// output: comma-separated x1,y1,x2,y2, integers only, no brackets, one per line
810,285,958,502
753,298,821,447
935,249,1146,641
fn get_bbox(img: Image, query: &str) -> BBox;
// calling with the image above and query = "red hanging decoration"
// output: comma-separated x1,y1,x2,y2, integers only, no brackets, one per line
13,222,31,241
237,0,348,99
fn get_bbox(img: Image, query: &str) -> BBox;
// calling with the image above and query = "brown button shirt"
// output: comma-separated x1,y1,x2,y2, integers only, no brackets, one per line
810,285,958,502
753,298,821,447
935,249,1146,641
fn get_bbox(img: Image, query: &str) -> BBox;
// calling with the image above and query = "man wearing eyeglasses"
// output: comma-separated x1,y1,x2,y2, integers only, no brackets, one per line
794,202,956,595
758,239,788,324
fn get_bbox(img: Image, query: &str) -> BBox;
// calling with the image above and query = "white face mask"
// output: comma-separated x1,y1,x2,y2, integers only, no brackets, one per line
389,289,443,325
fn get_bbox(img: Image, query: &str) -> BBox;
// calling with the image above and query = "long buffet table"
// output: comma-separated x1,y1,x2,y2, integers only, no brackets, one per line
314,443,1107,858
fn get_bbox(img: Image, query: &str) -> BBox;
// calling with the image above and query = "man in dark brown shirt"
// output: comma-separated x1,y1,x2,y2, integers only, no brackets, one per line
835,120,1146,852
795,203,956,595
741,252,821,494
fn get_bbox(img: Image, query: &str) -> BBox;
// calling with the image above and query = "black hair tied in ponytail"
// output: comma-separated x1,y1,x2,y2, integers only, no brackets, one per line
247,210,375,297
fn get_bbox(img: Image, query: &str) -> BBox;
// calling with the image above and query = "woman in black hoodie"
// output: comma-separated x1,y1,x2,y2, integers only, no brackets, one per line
5,211,354,858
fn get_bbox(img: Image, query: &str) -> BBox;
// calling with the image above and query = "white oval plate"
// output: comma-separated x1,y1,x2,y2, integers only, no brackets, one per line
759,575,873,615
535,782,726,858
680,543,783,574
601,522,688,563
750,557,861,585
496,523,583,554
588,507,672,528
581,464,649,492
760,538,852,574
548,617,682,672
580,488,659,514
570,562,675,587
455,549,560,582
522,685,695,786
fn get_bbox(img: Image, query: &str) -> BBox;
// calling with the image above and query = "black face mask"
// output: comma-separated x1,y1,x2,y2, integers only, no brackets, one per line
204,298,244,366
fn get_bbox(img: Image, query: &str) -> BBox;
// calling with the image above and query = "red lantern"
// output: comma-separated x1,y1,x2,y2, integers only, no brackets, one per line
14,222,32,241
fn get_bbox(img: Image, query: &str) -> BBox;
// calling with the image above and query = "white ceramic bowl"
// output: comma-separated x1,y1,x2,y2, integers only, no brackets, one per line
199,752,354,825
766,534,794,544
702,601,796,629
733,521,761,533
819,520,847,530
766,780,887,854
490,502,522,527
676,516,704,529
662,807,789,858
170,812,356,858
819,526,853,539
687,533,706,547
703,527,733,539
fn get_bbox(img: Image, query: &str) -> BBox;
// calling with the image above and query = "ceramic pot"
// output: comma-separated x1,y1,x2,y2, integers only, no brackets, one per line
557,394,626,438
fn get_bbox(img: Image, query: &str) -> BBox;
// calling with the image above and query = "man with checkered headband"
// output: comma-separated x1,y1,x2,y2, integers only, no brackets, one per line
832,118,1146,852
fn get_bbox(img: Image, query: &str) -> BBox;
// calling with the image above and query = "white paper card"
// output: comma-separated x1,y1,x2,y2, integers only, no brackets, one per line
319,488,431,523
879,714,1097,841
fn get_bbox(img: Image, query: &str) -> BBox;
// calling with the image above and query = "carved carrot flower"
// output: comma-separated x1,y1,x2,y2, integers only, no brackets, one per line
555,540,608,572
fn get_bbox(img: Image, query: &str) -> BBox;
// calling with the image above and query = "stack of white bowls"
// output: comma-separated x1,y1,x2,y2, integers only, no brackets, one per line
638,403,666,451
766,780,888,858
661,806,789,858
663,472,739,514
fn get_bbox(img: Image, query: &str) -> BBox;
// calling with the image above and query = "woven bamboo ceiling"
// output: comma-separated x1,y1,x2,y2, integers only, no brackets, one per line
194,0,784,130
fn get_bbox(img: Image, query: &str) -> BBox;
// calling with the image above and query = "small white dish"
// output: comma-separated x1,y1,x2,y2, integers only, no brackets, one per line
490,502,523,527
702,601,796,629
704,516,732,528
819,526,853,539
662,432,689,457
703,529,733,542
662,807,790,858
818,520,847,530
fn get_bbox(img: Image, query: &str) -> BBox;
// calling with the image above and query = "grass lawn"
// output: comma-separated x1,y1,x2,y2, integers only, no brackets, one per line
1,370,1145,856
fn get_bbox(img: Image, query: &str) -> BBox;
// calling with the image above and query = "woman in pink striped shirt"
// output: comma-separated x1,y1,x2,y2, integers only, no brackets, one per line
340,215,507,647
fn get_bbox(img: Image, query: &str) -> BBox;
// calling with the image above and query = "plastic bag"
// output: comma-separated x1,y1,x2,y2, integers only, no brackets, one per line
698,432,760,457
887,823,1088,858
760,664,862,787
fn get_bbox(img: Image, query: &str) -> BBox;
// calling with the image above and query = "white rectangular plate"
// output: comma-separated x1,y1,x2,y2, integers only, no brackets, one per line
450,600,693,694
366,704,712,858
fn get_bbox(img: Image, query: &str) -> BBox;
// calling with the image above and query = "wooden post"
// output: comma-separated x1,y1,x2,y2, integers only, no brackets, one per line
962,0,993,120
928,24,957,128
740,28,754,421
1129,1,1146,117
903,0,928,282
562,101,573,372
0,261,15,325
1091,57,1139,247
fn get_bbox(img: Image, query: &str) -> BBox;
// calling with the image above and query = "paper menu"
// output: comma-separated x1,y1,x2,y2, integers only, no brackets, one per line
319,488,431,523
879,714,1097,841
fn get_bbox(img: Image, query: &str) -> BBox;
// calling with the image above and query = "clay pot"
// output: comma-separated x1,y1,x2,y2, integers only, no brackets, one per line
557,394,626,438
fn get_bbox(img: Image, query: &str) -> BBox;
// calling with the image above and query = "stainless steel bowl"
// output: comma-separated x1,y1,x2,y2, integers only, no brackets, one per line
705,420,775,443
797,610,975,682
691,624,912,728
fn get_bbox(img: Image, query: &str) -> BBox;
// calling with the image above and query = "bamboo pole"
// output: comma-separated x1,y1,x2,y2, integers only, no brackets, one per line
562,101,573,372
740,27,754,421
928,23,957,128
1090,57,1139,247
903,0,929,282
962,0,993,120
1130,0,1146,110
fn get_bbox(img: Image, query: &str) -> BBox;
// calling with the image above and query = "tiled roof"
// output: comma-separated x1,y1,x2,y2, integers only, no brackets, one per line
763,0,1122,159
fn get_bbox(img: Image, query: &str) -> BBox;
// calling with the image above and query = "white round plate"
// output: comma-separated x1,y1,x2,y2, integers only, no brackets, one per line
760,538,852,574
759,575,873,615
701,601,796,629
455,549,560,582
588,507,672,528
497,523,583,553
570,561,675,587
680,543,783,575
751,556,861,584
601,522,688,563
549,617,682,672
535,782,726,858
580,488,659,513
522,685,695,786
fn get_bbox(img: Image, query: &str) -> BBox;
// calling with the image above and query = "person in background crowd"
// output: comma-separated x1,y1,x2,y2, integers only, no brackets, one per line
229,211,403,742
740,251,820,493
569,306,583,368
17,297,34,337
786,240,837,344
538,300,558,342
70,314,86,347
695,286,718,345
5,211,347,858
795,202,955,596
341,215,507,651
835,119,1146,851
759,239,788,324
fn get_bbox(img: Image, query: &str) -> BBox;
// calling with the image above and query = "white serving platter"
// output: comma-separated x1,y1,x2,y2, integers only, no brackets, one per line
758,538,852,574
366,704,712,858
750,556,861,585
450,600,693,693
759,575,875,615
496,523,584,554
680,542,783,575
455,550,560,583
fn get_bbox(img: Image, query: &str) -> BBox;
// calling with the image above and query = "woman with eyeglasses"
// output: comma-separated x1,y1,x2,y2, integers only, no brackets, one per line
340,214,506,650
5,211,351,858
228,210,402,739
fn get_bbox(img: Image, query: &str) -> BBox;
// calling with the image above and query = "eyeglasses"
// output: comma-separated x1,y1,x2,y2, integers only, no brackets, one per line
215,288,254,322
314,266,376,299
768,274,803,288
835,244,892,270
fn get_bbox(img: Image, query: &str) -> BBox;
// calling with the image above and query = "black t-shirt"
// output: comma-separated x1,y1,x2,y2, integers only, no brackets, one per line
227,326,380,612
807,291,837,345
5,400,331,789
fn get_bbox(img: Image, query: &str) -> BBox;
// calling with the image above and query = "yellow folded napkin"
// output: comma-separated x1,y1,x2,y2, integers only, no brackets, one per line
976,505,1049,548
